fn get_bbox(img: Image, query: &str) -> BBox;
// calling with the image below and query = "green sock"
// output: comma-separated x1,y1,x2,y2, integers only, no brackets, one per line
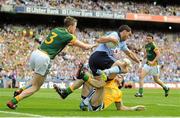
17,88,23,92
139,88,143,94
11,98,18,104
22,85,32,91
66,87,73,94
100,71,107,81
83,74,89,81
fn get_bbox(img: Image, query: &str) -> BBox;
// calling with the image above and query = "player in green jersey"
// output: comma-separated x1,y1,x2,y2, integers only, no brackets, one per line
7,16,97,109
135,33,169,97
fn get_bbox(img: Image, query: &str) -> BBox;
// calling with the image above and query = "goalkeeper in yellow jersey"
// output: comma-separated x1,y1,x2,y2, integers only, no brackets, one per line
80,74,145,111
54,67,145,111
54,58,145,111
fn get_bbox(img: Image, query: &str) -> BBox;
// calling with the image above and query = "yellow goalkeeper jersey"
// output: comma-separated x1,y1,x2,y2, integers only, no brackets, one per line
103,79,122,109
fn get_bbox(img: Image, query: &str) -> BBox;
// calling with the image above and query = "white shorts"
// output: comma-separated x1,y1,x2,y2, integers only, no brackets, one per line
80,89,104,111
80,98,104,111
143,64,160,76
29,50,51,76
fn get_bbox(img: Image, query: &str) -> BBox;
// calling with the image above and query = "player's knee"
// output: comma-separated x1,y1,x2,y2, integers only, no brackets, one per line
94,84,104,88
31,85,41,92
113,60,121,66
140,72,146,79
153,77,159,82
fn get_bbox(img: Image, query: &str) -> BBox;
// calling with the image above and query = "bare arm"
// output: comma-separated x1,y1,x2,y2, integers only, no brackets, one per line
96,36,118,44
152,48,160,63
70,40,98,50
123,50,141,64
115,101,145,111
143,50,147,59
147,48,160,65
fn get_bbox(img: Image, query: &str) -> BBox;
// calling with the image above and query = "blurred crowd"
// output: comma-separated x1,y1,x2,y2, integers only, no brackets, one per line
1,0,180,16
0,24,179,88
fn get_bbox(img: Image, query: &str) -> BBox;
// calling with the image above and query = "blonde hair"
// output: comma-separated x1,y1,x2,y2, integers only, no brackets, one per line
64,16,77,28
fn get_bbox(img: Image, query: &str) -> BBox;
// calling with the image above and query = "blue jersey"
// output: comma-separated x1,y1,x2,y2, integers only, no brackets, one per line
95,32,129,60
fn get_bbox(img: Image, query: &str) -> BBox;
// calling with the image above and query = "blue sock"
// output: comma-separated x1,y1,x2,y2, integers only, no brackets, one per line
104,66,121,76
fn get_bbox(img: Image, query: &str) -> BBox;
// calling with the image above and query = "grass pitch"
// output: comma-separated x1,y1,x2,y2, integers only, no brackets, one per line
0,88,180,117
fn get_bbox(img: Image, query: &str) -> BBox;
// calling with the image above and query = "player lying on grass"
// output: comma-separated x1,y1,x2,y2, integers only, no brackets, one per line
80,74,145,111
135,33,170,97
7,16,97,109
54,59,145,111
54,58,133,100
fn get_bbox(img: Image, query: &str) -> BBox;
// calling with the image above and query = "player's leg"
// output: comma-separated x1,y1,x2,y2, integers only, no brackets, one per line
14,84,32,97
7,77,47,110
80,82,104,111
135,64,149,97
90,87,104,110
7,50,51,109
97,58,132,80
54,79,84,99
152,66,169,97
99,60,123,77
7,73,46,109
54,71,106,99
89,51,115,77
64,63,96,95
80,81,94,111
81,52,109,110
53,63,87,99
81,80,93,98
153,75,169,97
54,51,111,99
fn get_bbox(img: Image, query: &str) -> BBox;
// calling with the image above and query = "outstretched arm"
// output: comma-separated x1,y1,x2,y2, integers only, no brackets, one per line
148,48,160,65
70,39,98,50
115,101,145,111
123,50,141,64
96,36,118,44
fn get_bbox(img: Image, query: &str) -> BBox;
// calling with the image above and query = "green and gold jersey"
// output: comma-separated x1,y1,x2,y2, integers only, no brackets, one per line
145,42,158,66
39,28,77,59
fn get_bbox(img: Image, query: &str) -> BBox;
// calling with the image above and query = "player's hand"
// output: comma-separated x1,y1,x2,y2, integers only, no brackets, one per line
134,105,145,111
88,43,98,49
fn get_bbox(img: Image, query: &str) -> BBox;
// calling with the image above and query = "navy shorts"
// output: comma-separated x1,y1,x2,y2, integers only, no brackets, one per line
89,51,115,76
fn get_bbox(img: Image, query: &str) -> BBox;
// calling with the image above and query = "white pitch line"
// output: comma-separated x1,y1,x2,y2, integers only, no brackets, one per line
157,103,180,107
0,110,44,117
1,111,180,118
18,116,180,118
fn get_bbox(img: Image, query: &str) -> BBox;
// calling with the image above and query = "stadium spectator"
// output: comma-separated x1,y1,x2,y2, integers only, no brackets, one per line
0,24,179,88
2,0,178,16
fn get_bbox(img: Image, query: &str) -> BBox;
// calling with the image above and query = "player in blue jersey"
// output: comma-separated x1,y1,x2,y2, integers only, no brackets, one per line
54,25,142,103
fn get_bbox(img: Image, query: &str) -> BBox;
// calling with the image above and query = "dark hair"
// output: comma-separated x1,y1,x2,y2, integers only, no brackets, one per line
118,25,131,32
64,16,77,28
147,33,154,39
